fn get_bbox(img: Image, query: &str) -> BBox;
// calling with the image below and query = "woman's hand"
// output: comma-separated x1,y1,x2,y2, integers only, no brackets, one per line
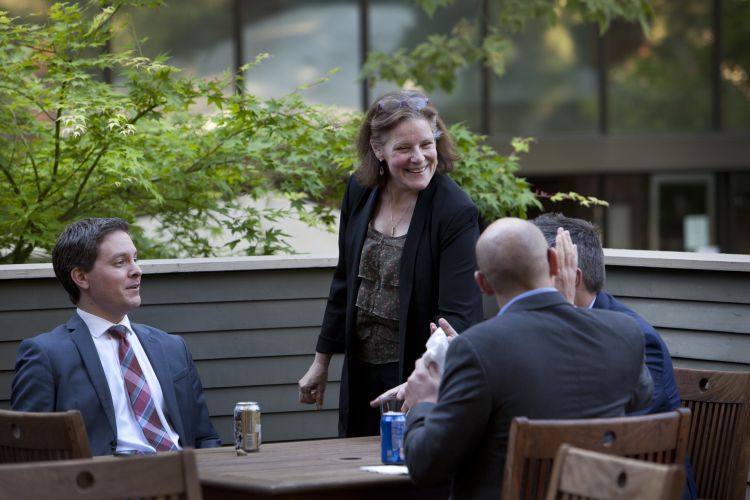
298,352,332,409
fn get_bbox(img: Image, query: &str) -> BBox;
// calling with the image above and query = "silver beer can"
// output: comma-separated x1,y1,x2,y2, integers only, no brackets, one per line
234,401,261,455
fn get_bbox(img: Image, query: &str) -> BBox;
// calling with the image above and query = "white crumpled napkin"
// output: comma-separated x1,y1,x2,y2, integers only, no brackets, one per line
420,327,449,375
360,465,409,475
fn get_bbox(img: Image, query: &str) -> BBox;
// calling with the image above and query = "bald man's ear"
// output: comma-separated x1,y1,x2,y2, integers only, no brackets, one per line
474,270,494,296
547,247,559,278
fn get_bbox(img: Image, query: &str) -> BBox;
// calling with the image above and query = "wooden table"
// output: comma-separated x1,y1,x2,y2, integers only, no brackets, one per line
195,436,449,499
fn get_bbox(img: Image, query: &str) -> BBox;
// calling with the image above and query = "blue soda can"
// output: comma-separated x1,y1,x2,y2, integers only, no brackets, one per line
380,411,406,464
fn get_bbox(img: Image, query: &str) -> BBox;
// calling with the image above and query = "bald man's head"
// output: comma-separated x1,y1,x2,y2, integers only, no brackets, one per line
476,218,553,296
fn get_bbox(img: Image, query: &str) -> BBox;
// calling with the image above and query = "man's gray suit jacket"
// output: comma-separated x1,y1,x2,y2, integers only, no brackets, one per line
405,290,651,500
11,312,220,456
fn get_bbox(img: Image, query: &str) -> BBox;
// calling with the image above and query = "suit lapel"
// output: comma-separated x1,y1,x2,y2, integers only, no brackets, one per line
343,185,379,346
349,185,379,268
68,314,118,438
133,325,186,443
592,291,608,310
397,176,438,376
399,175,440,296
399,184,428,309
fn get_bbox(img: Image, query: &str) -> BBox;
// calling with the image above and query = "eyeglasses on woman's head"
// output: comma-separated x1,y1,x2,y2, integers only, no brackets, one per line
377,93,429,114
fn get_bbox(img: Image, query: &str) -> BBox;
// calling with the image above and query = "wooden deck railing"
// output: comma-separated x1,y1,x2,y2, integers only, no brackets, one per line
1,250,749,445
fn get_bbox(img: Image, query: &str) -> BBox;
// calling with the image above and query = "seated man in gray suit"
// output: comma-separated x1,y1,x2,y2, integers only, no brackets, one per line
403,217,652,499
11,218,220,455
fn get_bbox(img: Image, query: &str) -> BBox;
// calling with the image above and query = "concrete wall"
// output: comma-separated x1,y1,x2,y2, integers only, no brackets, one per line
1,250,749,446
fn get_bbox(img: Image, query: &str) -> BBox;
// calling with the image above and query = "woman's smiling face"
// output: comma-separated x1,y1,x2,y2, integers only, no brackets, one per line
376,117,438,195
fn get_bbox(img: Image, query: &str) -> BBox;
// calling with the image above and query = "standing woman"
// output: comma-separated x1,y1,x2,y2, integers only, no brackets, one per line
298,90,483,437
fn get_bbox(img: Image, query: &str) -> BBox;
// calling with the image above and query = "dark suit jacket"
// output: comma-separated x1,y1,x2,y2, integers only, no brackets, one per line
405,290,651,500
316,174,483,436
593,292,696,500
11,313,220,456
593,292,680,415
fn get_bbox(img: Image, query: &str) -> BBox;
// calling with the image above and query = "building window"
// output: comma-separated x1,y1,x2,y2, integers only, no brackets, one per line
721,0,750,131
113,1,234,81
650,174,716,251
240,0,360,109
369,0,483,129
490,17,599,135
607,0,713,133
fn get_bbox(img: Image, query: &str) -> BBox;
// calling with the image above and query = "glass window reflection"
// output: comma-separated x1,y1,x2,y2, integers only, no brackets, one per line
607,0,712,133
490,17,598,136
241,0,359,110
113,0,233,81
370,0,482,130
0,0,54,17
722,0,750,131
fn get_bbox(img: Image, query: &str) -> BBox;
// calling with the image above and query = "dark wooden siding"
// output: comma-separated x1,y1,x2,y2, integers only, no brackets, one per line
1,251,749,446
0,258,345,444
604,251,750,372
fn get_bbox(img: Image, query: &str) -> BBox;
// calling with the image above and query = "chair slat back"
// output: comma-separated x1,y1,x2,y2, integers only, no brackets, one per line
674,368,750,500
545,444,686,500
501,408,691,500
0,449,202,500
0,409,92,462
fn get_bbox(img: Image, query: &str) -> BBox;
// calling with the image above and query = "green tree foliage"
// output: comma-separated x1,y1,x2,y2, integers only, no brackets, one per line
1,1,557,263
361,0,654,93
0,1,355,262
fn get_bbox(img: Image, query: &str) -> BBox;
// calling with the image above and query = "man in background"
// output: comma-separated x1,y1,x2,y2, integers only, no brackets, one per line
12,217,220,455
533,212,696,500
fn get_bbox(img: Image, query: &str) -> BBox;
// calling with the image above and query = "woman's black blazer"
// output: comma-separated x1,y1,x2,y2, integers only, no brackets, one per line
316,173,484,436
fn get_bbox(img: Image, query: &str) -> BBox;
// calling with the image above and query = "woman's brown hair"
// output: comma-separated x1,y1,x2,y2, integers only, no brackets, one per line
354,90,457,188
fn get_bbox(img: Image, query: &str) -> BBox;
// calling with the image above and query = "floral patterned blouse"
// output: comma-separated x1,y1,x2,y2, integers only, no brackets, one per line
355,226,405,364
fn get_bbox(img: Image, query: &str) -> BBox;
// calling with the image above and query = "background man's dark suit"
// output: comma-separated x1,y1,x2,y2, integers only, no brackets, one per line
11,313,220,456
593,291,696,500
593,291,680,414
405,290,651,500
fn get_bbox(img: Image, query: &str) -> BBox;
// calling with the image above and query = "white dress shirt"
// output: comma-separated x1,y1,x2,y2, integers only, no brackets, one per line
77,308,181,453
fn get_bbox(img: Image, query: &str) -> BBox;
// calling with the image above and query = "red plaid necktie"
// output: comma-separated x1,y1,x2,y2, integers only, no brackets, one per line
108,325,178,452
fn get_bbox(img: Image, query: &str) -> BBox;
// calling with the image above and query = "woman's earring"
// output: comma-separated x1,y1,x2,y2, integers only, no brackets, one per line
378,160,385,176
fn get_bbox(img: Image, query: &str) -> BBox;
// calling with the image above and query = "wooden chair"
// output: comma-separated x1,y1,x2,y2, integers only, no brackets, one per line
0,409,92,462
674,367,750,500
545,444,685,500
0,449,202,500
501,408,691,500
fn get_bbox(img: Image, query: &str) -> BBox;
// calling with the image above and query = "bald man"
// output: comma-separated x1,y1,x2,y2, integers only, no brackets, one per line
403,218,653,499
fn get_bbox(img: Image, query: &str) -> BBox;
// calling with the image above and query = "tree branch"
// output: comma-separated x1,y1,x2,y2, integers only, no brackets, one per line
0,162,21,196
46,79,68,197
0,83,58,122
58,144,110,222
9,237,33,265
